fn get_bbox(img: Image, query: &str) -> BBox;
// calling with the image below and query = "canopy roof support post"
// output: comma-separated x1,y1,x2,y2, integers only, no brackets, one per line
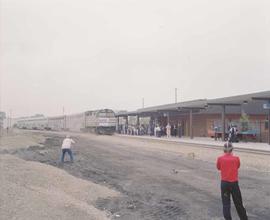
268,109,270,145
116,116,120,133
189,109,193,139
167,112,170,125
222,105,226,141
125,116,129,131
136,115,140,127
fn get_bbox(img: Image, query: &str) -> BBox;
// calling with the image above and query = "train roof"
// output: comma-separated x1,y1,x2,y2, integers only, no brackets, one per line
17,116,48,122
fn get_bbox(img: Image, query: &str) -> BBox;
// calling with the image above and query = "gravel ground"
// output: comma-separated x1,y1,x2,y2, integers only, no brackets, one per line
0,131,119,220
4,130,269,220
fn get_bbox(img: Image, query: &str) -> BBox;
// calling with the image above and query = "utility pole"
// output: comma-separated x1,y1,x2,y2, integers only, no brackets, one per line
9,109,12,129
175,88,178,103
142,98,145,108
62,107,66,130
268,109,270,145
0,72,2,137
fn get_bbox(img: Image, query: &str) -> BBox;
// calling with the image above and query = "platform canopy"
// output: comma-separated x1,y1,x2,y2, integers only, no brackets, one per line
116,99,208,117
207,90,270,106
115,91,270,117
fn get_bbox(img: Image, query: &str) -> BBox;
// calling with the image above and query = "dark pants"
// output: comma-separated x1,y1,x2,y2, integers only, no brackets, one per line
61,149,74,162
221,181,248,220
178,128,182,138
229,134,237,143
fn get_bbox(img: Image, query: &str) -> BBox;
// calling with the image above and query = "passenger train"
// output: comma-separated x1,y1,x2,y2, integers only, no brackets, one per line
17,109,116,135
17,116,49,130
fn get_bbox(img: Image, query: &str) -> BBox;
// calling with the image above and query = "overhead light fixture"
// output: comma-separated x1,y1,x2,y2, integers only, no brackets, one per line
243,100,248,105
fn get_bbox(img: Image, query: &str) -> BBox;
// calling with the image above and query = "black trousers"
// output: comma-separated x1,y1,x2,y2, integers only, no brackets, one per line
221,181,248,220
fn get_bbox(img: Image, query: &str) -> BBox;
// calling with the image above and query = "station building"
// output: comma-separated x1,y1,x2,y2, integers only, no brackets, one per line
116,91,270,143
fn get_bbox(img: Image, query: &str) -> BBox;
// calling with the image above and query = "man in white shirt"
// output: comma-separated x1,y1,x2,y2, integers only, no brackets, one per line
61,135,75,163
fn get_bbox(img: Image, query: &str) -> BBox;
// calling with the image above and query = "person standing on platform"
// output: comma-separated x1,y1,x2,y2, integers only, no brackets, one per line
173,125,177,137
166,123,171,138
229,125,237,143
60,135,75,163
214,125,219,141
154,125,157,137
156,125,161,137
216,142,248,220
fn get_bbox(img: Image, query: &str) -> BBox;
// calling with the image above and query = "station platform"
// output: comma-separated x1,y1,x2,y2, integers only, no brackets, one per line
116,134,270,153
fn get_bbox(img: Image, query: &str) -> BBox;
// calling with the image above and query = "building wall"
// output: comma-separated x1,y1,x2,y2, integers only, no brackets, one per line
154,113,269,142
120,111,270,143
202,113,269,142
193,115,208,137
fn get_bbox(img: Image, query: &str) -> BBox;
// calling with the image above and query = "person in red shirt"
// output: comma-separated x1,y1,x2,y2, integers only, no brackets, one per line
216,142,248,220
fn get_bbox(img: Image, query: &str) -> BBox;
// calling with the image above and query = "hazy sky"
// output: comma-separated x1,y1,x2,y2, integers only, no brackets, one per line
1,0,270,117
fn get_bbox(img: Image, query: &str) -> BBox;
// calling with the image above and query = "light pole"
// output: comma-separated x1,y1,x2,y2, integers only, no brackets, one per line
9,109,12,129
0,71,2,136
62,106,66,130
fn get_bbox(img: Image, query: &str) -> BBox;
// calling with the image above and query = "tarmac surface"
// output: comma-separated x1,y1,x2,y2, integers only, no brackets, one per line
2,131,270,220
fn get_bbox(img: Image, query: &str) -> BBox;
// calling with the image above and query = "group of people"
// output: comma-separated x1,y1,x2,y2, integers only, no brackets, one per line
119,124,148,136
228,125,238,143
60,134,248,220
214,124,239,143
154,123,182,138
119,123,183,138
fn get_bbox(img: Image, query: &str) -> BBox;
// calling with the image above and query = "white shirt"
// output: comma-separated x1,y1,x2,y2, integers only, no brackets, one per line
61,138,75,149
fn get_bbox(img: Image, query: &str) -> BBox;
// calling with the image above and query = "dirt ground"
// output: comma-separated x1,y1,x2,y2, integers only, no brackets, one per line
0,131,119,220
1,130,270,220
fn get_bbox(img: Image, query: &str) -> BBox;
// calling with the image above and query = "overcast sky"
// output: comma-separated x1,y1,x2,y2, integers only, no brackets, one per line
1,0,270,117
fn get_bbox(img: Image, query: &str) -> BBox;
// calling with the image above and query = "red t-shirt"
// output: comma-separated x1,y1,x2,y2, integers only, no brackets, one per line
216,153,240,182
